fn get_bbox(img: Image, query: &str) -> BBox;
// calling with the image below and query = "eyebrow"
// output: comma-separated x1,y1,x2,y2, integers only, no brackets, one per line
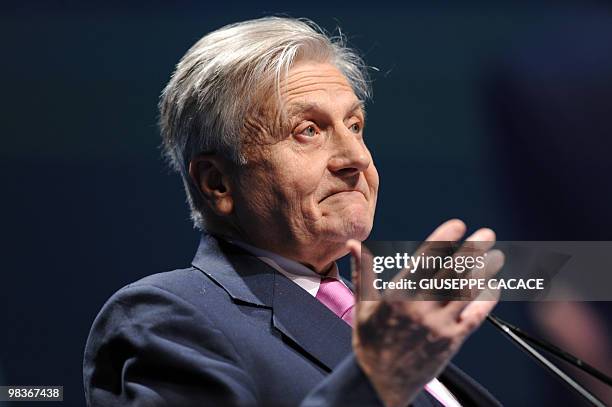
285,99,366,119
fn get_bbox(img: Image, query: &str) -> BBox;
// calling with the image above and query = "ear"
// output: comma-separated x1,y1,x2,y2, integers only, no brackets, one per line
188,154,234,216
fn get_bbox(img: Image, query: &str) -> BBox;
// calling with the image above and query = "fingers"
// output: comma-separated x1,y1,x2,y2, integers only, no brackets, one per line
459,297,498,333
425,218,467,242
465,227,496,246
347,239,361,291
394,223,496,301
350,220,501,334
471,249,505,303
460,227,497,269
449,249,505,327
435,227,497,280
393,219,468,282
346,239,379,301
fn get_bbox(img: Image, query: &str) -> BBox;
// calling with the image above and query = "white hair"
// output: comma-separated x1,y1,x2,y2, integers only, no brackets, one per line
158,16,372,229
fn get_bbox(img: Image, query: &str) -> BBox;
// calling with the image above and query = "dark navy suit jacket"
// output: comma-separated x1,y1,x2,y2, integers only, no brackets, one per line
83,234,501,406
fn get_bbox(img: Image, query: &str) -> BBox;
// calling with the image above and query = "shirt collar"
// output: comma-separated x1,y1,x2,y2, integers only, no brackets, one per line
228,239,340,297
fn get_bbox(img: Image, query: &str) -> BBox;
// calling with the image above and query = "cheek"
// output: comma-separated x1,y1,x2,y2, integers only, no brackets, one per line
295,172,327,221
236,170,275,217
276,155,327,210
244,167,322,231
366,165,380,201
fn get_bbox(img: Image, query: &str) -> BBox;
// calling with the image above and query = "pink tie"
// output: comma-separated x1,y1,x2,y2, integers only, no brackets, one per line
315,277,458,407
315,277,355,326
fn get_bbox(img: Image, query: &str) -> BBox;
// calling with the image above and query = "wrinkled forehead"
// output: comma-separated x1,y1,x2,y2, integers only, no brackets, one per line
278,61,365,120
278,61,357,105
241,61,364,149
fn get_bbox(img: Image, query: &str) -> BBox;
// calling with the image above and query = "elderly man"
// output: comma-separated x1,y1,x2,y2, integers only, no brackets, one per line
83,17,502,406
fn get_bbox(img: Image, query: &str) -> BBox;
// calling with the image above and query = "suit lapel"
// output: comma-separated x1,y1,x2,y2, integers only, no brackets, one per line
192,234,353,372
192,234,274,307
272,270,353,372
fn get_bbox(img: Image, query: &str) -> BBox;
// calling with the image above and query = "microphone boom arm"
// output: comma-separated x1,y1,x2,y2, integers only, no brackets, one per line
487,314,609,407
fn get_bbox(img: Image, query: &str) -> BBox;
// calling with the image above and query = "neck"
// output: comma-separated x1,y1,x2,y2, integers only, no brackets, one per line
211,228,344,275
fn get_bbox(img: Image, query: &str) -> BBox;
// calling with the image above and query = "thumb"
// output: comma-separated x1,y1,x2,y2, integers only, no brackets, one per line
346,239,377,301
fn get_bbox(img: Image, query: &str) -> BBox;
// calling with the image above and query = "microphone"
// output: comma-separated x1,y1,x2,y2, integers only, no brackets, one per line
487,313,611,407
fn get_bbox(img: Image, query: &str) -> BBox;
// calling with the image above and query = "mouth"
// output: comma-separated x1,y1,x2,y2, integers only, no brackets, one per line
320,190,367,203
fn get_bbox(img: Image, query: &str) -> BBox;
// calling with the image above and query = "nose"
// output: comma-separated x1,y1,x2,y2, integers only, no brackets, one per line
327,127,371,177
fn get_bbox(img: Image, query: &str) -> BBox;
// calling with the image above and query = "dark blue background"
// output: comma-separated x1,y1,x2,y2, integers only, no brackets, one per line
1,1,611,405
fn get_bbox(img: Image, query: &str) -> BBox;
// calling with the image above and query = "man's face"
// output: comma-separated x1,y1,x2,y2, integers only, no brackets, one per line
232,61,379,271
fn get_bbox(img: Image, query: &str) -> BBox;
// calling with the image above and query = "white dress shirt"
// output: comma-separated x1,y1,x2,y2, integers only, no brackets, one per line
230,239,347,296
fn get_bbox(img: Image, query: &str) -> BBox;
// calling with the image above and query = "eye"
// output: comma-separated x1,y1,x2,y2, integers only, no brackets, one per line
349,122,361,133
299,125,318,138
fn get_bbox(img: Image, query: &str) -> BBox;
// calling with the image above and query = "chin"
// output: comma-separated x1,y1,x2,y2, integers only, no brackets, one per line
349,221,373,241
329,216,373,243
318,201,375,242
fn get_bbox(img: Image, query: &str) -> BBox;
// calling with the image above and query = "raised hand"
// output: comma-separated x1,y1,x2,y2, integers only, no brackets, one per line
346,219,504,407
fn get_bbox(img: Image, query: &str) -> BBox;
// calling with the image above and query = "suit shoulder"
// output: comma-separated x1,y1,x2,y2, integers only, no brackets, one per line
86,267,232,348
99,267,232,317
128,267,212,295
